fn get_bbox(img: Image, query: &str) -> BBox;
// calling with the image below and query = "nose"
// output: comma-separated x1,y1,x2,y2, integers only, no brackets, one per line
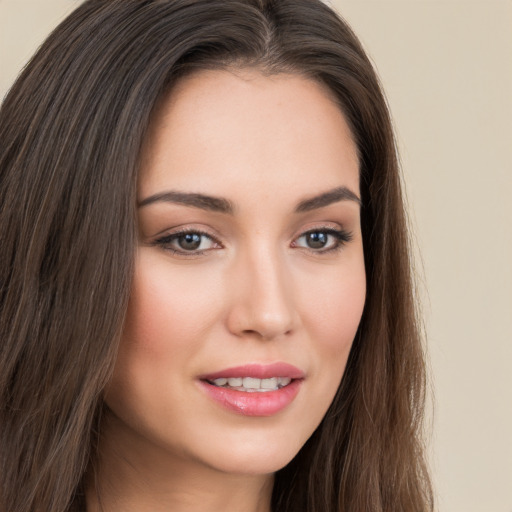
226,247,298,340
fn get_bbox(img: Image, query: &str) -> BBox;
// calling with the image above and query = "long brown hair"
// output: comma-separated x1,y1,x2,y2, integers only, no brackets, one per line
0,1,433,511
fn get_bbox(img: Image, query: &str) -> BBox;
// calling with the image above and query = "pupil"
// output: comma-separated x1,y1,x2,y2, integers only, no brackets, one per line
179,233,201,250
307,232,327,249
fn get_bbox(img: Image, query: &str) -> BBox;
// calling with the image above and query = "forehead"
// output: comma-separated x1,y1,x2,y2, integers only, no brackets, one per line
139,68,359,201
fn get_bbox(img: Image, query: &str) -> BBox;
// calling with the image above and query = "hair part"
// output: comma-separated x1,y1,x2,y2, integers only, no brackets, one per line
0,1,433,511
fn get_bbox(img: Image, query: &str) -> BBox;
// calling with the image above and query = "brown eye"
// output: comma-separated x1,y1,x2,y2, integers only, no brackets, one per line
293,228,353,253
305,232,329,249
177,233,202,251
154,230,220,255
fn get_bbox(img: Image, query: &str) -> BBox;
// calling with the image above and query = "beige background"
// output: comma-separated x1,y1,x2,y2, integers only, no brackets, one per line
1,1,511,511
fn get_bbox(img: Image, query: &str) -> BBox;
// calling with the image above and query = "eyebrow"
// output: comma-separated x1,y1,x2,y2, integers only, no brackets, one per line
137,185,361,214
138,191,234,214
295,186,361,212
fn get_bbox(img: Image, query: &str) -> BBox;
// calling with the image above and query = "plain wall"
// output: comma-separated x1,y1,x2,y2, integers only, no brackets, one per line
332,2,512,511
1,1,511,511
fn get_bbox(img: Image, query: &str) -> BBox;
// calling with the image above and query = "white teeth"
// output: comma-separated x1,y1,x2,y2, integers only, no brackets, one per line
261,377,278,389
210,376,293,391
242,377,261,389
278,377,291,387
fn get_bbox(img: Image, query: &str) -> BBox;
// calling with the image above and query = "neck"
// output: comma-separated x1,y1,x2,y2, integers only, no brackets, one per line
86,413,274,512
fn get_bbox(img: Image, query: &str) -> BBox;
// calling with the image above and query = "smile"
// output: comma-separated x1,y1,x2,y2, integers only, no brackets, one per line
207,376,292,392
199,363,304,416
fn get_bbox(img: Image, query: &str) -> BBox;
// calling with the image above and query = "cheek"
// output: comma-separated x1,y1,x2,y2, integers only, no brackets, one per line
297,255,366,393
303,263,366,350
120,252,219,358
105,253,223,417
104,252,221,419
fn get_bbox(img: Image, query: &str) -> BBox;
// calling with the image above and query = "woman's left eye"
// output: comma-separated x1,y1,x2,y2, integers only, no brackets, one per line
293,228,352,252
154,230,220,254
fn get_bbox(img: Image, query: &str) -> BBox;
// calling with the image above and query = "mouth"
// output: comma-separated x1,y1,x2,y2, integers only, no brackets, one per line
205,376,293,392
198,363,304,416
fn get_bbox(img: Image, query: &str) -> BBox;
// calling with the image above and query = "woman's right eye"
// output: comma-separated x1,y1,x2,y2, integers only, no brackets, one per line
153,230,221,255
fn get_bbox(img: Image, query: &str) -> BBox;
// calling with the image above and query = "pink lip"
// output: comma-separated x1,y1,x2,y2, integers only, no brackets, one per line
198,363,305,417
199,362,305,381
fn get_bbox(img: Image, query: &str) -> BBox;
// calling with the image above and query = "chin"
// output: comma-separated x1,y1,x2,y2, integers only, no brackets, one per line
191,426,310,476
207,451,296,476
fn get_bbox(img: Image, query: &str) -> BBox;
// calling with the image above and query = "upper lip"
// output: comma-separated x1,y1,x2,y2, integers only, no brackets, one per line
199,362,305,381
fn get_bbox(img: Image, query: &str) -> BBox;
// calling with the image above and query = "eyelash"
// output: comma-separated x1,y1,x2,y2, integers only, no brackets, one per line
152,226,353,257
292,227,353,254
153,228,220,257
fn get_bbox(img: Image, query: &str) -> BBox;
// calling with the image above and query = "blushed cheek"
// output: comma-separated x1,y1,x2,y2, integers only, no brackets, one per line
308,269,366,356
105,259,210,409
297,266,365,420
120,255,218,360
120,281,180,359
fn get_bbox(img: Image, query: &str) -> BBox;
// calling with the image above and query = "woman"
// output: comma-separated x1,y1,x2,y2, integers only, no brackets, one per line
0,1,433,511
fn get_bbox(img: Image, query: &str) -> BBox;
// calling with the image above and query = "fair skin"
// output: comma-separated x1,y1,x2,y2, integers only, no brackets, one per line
88,69,366,512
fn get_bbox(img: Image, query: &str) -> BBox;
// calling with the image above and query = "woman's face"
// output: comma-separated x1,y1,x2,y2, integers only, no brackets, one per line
104,69,366,476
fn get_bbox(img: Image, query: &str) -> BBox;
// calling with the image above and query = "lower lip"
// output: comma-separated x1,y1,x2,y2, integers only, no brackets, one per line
199,379,302,416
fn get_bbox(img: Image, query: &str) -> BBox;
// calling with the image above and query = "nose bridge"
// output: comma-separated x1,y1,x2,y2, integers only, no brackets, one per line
227,240,297,340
